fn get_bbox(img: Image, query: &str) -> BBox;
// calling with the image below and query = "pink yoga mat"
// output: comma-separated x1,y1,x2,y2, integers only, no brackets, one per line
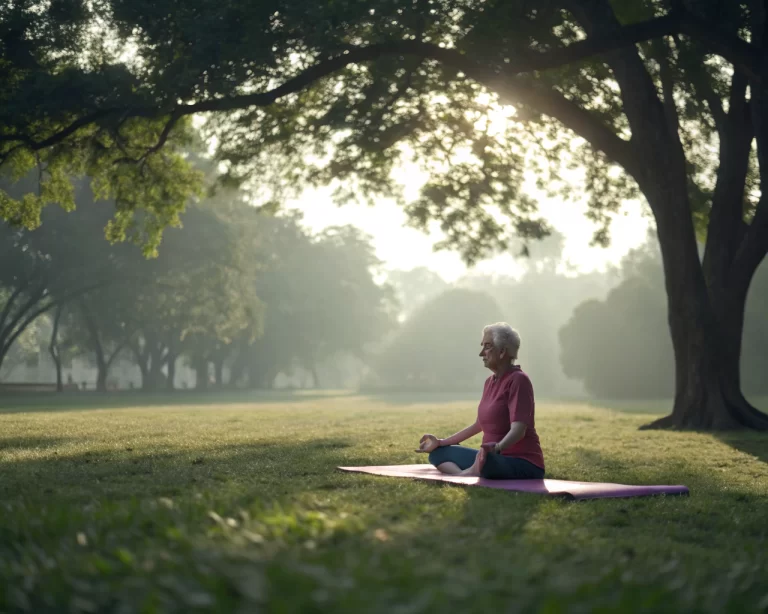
338,464,689,500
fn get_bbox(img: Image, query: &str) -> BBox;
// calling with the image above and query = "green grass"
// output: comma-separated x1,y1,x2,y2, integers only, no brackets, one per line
1,392,767,613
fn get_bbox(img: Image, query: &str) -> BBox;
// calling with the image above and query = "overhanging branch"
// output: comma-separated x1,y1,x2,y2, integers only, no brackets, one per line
0,6,764,169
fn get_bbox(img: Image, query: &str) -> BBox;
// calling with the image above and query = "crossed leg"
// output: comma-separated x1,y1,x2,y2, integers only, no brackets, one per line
427,445,487,476
427,445,544,479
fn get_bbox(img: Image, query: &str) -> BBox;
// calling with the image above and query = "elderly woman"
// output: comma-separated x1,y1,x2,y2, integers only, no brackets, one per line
416,323,545,479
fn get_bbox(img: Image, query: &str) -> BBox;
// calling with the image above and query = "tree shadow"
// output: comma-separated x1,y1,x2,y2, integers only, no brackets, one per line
0,435,362,501
0,435,73,451
3,437,767,611
219,447,766,610
714,431,768,465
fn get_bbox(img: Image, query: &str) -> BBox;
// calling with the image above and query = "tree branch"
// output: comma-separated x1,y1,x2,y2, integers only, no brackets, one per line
105,336,131,370
0,282,29,334
704,72,753,284
678,8,767,82
0,109,115,149
2,6,764,167
0,287,47,351
0,290,51,358
730,0,768,290
0,279,111,358
692,49,728,136
495,79,637,171
655,38,681,137
113,109,184,166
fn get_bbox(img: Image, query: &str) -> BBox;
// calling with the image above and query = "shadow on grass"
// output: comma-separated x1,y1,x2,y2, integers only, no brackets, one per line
715,431,768,465
582,398,673,416
3,436,767,612
0,435,73,451
0,435,364,505
0,388,356,414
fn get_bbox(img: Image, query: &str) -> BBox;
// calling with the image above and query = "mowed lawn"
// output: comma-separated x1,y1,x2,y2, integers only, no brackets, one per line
1,392,767,613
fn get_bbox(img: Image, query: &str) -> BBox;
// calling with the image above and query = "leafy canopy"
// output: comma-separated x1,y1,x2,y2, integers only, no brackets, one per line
1,1,760,261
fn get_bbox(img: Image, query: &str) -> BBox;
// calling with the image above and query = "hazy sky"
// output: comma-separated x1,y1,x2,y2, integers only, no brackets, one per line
201,90,652,280
287,176,651,282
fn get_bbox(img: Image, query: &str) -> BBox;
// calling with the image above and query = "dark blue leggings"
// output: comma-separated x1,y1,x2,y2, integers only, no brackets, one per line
428,445,544,480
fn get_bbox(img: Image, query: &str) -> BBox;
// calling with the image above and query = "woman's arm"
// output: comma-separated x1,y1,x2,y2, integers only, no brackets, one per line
439,421,482,447
492,422,527,453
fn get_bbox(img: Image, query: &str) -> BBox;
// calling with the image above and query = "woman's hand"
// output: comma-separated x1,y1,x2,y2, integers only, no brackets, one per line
416,434,441,453
481,442,500,454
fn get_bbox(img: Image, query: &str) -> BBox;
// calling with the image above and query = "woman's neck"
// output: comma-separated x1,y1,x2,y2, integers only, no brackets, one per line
492,362,517,378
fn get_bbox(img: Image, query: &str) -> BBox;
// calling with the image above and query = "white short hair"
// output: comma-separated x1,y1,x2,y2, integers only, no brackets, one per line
483,322,521,360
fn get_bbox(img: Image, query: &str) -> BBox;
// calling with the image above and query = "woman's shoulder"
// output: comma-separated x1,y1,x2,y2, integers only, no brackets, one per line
507,367,533,389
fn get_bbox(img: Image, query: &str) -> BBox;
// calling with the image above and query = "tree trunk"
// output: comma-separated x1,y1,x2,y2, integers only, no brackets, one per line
131,341,150,390
79,300,109,393
166,353,177,391
644,279,768,430
147,345,166,391
312,364,321,389
136,361,149,389
96,365,108,393
137,335,166,391
48,305,64,393
228,343,248,389
194,358,209,391
567,0,768,431
214,361,223,387
640,182,768,430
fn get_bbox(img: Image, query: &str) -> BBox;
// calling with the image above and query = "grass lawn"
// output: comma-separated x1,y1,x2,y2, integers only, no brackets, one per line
1,391,767,612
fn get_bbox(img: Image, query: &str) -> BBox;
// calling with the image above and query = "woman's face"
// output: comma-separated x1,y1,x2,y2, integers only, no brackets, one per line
479,332,502,371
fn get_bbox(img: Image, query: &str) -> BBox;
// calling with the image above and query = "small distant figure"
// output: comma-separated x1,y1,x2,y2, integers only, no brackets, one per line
67,374,74,385
129,382,135,390
81,381,87,391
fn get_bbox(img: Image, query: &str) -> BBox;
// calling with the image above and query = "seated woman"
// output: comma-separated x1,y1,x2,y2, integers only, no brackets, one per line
416,322,545,479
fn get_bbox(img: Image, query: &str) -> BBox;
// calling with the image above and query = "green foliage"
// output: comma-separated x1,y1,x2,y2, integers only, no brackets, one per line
1,0,204,252
1,0,762,266
0,393,767,610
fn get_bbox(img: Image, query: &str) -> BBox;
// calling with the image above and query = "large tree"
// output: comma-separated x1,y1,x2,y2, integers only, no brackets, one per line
100,200,262,391
0,178,123,374
3,1,768,428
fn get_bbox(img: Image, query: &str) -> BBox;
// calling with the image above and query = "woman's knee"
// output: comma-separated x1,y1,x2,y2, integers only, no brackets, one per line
428,447,449,466
481,456,544,480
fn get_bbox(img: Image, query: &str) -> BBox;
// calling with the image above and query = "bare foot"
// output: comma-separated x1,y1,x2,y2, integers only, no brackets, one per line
462,447,487,477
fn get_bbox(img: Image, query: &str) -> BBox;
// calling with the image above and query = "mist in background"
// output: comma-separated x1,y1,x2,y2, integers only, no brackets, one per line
2,166,767,403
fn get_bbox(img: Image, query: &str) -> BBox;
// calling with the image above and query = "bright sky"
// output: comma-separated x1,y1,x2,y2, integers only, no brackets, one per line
286,177,651,283
284,97,652,283
195,74,652,280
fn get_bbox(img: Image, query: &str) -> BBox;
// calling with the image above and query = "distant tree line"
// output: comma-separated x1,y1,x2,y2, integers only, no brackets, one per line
375,232,768,401
0,163,397,391
371,232,614,397
4,168,765,400
560,240,768,400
